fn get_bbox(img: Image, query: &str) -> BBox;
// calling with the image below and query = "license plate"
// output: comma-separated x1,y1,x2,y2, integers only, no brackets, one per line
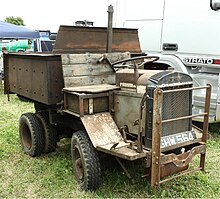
161,131,197,148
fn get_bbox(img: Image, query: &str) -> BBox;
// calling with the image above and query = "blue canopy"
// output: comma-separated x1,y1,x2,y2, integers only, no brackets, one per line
0,20,40,39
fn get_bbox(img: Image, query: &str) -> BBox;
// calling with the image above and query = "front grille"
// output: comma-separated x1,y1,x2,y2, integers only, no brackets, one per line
145,71,193,148
162,89,192,137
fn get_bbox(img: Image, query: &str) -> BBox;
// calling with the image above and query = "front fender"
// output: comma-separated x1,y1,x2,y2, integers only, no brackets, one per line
80,112,123,147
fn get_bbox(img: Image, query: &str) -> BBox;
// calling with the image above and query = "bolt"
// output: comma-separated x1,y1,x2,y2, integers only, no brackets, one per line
158,90,162,95
156,121,160,125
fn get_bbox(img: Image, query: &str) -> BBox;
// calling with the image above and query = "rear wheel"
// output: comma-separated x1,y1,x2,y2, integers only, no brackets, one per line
36,112,57,153
19,113,45,157
71,130,101,191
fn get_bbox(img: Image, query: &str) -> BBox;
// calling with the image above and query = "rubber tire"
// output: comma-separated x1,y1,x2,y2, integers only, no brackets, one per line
71,130,101,191
19,113,45,157
36,112,57,153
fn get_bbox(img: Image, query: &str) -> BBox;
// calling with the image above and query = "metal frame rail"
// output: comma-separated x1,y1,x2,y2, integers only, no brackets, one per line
150,84,211,186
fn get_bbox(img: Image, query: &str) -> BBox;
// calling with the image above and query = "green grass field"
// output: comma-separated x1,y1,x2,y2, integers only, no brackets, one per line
0,86,220,198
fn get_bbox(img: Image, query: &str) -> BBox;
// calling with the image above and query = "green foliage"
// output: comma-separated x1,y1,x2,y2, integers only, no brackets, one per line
5,16,25,26
209,123,220,135
0,84,220,198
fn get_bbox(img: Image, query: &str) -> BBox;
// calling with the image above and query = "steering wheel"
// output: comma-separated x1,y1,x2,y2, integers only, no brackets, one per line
111,55,159,69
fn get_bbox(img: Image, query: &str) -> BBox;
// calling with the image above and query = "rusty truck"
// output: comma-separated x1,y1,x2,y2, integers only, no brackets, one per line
3,21,211,191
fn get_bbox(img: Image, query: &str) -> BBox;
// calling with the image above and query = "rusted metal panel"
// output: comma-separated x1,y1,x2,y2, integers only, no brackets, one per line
161,145,206,167
159,144,206,184
97,143,149,161
81,112,123,147
200,84,211,170
116,68,162,86
114,90,146,136
148,85,211,186
116,69,147,86
151,88,163,187
53,26,141,54
4,52,64,105
106,5,114,53
160,163,189,179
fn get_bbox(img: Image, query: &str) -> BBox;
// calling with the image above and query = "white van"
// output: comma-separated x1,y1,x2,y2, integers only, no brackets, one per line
113,0,220,123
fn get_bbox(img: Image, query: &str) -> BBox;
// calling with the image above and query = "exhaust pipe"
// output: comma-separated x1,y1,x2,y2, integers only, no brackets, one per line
106,5,114,53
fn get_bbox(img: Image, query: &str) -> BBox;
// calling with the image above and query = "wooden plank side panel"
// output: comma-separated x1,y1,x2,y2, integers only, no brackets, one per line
62,63,114,77
64,74,115,87
61,52,130,65
62,53,101,65
61,53,130,87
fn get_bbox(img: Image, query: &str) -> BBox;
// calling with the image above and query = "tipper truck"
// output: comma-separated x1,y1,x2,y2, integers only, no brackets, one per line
3,23,211,191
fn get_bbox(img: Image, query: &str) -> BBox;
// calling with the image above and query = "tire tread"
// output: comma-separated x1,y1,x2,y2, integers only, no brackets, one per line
36,112,57,153
71,130,101,191
19,112,45,157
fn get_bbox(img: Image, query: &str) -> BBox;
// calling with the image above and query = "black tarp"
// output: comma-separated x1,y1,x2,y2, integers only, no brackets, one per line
0,20,39,39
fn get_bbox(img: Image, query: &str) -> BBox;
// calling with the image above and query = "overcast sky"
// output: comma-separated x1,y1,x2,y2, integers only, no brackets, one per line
0,0,125,32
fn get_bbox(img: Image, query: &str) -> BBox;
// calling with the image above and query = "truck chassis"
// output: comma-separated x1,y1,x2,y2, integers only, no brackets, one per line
3,25,211,191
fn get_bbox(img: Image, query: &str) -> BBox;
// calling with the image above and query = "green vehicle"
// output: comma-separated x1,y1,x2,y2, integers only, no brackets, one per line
0,39,32,52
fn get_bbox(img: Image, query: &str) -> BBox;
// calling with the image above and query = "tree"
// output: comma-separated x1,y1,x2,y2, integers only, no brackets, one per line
5,16,25,26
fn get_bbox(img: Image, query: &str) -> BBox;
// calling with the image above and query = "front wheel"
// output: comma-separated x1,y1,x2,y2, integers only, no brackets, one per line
71,130,101,191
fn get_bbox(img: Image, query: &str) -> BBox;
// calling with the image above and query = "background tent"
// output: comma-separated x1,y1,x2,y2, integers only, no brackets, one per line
0,20,39,39
0,21,40,78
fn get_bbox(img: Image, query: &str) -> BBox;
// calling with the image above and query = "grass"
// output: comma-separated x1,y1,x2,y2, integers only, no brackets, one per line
0,84,220,198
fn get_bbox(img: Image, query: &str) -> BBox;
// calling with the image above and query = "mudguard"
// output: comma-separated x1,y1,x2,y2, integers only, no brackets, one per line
81,112,123,147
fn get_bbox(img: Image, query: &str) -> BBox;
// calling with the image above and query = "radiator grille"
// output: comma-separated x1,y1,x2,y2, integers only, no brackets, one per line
145,71,193,148
162,89,192,137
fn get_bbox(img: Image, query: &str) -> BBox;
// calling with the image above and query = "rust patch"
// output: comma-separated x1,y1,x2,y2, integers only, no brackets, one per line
81,112,123,147
53,26,141,54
